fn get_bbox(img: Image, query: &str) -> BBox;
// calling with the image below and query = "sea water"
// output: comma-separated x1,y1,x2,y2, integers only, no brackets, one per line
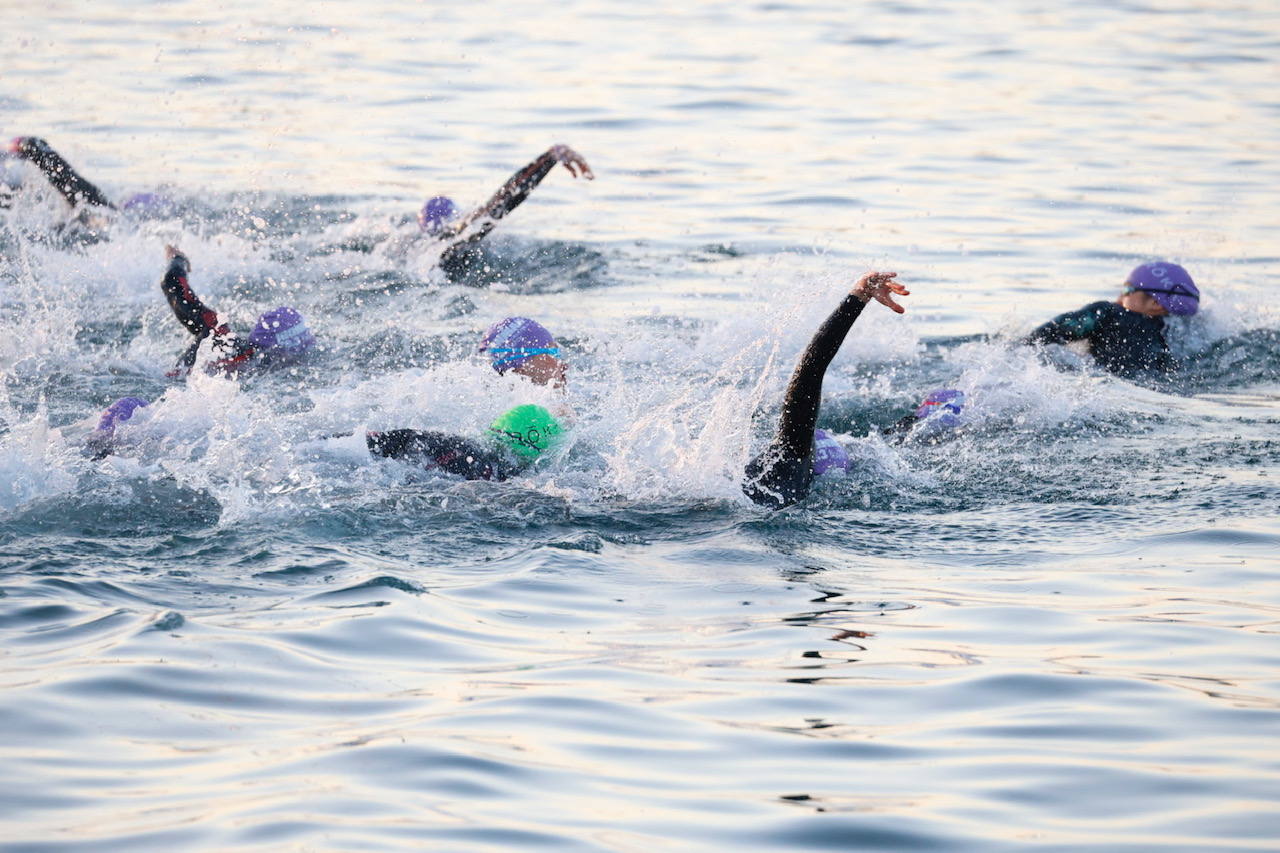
2,1,1279,850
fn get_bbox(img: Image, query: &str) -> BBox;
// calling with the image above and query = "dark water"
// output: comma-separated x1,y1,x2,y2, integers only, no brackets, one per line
2,1,1279,850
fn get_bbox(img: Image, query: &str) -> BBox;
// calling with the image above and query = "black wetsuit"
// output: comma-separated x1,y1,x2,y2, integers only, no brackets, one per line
743,292,870,509
10,137,114,211
433,149,568,278
1024,300,1174,377
366,430,520,481
160,253,259,375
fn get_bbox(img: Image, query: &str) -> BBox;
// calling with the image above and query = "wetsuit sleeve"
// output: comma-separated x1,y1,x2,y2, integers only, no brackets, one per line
366,430,517,481
744,292,870,508
434,148,563,267
159,252,255,373
161,253,224,339
773,293,869,461
1023,302,1108,346
11,137,115,210
881,412,921,440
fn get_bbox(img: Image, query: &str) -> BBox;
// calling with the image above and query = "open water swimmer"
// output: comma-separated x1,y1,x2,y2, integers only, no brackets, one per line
86,395,563,483
477,315,569,390
6,136,175,237
413,144,593,280
362,403,564,482
1022,261,1200,378
161,245,315,378
743,270,909,509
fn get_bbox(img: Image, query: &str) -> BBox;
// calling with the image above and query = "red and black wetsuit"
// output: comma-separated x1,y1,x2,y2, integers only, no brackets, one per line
160,252,257,375
743,292,871,509
365,430,520,481
434,149,566,277
9,137,114,211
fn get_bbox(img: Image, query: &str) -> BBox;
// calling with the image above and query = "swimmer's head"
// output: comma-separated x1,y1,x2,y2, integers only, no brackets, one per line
95,396,150,435
1124,262,1199,317
488,404,564,461
249,307,316,356
478,317,566,387
122,192,176,217
914,388,965,422
418,195,458,234
812,429,850,476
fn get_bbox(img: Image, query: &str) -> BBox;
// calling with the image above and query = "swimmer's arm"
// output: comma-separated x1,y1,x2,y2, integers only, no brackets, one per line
774,272,907,459
160,246,226,340
9,137,115,211
160,246,253,375
1023,303,1105,346
441,145,594,244
365,429,512,481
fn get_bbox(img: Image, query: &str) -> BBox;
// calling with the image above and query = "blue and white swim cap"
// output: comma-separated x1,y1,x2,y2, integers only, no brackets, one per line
478,317,560,374
913,389,965,426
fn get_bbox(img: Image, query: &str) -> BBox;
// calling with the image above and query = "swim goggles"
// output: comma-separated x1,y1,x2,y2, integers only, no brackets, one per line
488,346,561,368
1125,282,1197,298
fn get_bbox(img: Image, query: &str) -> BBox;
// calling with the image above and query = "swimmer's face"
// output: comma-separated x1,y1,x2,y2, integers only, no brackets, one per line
510,353,567,389
1118,289,1169,317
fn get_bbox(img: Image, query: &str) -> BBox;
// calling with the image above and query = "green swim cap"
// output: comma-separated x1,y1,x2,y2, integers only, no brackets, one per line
488,404,563,460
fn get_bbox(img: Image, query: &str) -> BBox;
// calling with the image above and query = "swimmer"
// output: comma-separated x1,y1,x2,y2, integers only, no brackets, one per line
7,136,174,234
1022,261,1200,377
161,245,315,378
87,394,563,484
882,388,967,442
316,403,564,482
477,316,568,389
8,136,114,212
83,396,151,460
743,271,909,509
417,144,593,278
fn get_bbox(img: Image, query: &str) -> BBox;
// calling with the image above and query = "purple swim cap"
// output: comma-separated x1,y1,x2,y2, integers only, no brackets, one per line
249,307,316,354
96,396,149,435
478,317,559,373
913,389,965,424
121,192,176,215
418,195,458,233
1126,262,1199,316
812,429,851,476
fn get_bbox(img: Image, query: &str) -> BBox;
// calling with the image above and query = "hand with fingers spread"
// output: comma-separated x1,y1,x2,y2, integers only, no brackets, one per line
549,144,594,179
851,271,909,313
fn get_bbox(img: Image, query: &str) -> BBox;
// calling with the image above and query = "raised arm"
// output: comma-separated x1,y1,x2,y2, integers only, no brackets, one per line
439,144,593,248
9,137,115,211
161,246,226,341
772,273,906,461
744,272,908,508
159,246,256,374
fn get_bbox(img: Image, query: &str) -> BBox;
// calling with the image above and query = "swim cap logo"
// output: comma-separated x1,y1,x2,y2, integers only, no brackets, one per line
494,427,543,451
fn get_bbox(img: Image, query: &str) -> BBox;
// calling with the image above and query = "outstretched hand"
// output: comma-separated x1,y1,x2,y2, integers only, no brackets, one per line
549,144,594,180
852,271,908,314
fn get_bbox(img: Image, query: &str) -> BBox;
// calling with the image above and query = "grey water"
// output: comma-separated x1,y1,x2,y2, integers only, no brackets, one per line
2,1,1279,850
